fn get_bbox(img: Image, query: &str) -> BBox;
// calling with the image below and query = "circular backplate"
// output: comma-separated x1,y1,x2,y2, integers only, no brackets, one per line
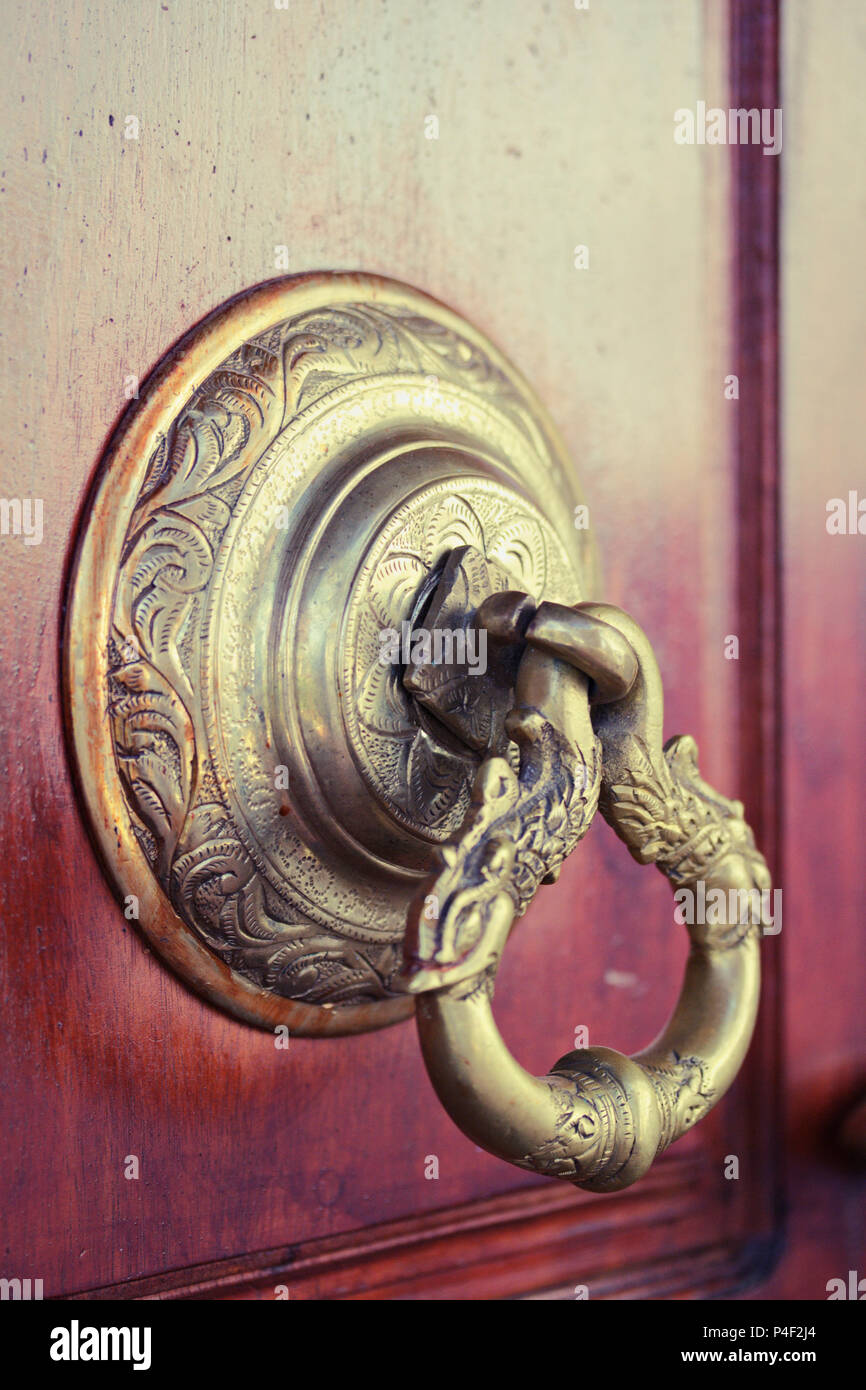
64,272,594,1033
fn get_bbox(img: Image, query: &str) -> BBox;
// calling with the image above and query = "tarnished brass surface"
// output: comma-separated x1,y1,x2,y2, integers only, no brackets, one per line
398,601,767,1192
64,273,590,1034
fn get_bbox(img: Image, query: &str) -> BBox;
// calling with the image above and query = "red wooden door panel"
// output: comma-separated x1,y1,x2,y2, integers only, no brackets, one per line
1,0,860,1303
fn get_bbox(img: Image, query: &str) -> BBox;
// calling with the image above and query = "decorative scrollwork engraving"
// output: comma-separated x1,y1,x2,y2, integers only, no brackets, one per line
347,505,567,839
99,287,581,1017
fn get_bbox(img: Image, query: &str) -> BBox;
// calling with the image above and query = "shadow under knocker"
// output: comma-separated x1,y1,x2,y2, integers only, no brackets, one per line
397,589,770,1194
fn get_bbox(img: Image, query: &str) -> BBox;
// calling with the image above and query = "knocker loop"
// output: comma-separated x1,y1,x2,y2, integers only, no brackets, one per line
397,599,767,1193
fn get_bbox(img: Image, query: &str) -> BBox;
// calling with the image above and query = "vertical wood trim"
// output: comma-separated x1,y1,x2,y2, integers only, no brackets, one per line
729,0,785,1248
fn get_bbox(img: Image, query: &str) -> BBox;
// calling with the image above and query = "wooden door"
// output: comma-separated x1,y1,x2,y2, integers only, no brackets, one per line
1,0,861,1302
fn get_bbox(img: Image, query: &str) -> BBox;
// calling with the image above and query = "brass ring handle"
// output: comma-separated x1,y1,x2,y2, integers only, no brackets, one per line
397,601,768,1193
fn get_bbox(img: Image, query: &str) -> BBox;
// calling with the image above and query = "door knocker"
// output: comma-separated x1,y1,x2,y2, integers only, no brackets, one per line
65,272,768,1192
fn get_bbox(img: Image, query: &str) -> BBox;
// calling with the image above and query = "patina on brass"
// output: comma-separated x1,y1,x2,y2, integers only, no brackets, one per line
66,269,766,1190
65,272,590,1034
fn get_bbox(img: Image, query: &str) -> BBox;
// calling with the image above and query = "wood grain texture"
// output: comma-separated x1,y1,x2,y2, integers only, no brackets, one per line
63,1154,751,1301
742,0,866,1300
0,0,794,1299
728,0,784,1259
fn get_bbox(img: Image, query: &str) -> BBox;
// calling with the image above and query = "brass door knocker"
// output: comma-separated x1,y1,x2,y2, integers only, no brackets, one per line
399,589,766,1191
65,272,768,1193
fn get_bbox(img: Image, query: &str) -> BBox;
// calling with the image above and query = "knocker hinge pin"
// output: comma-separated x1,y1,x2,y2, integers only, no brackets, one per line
476,592,638,705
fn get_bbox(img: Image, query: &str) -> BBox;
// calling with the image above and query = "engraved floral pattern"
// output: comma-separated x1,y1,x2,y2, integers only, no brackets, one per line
107,303,560,1005
349,490,556,837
